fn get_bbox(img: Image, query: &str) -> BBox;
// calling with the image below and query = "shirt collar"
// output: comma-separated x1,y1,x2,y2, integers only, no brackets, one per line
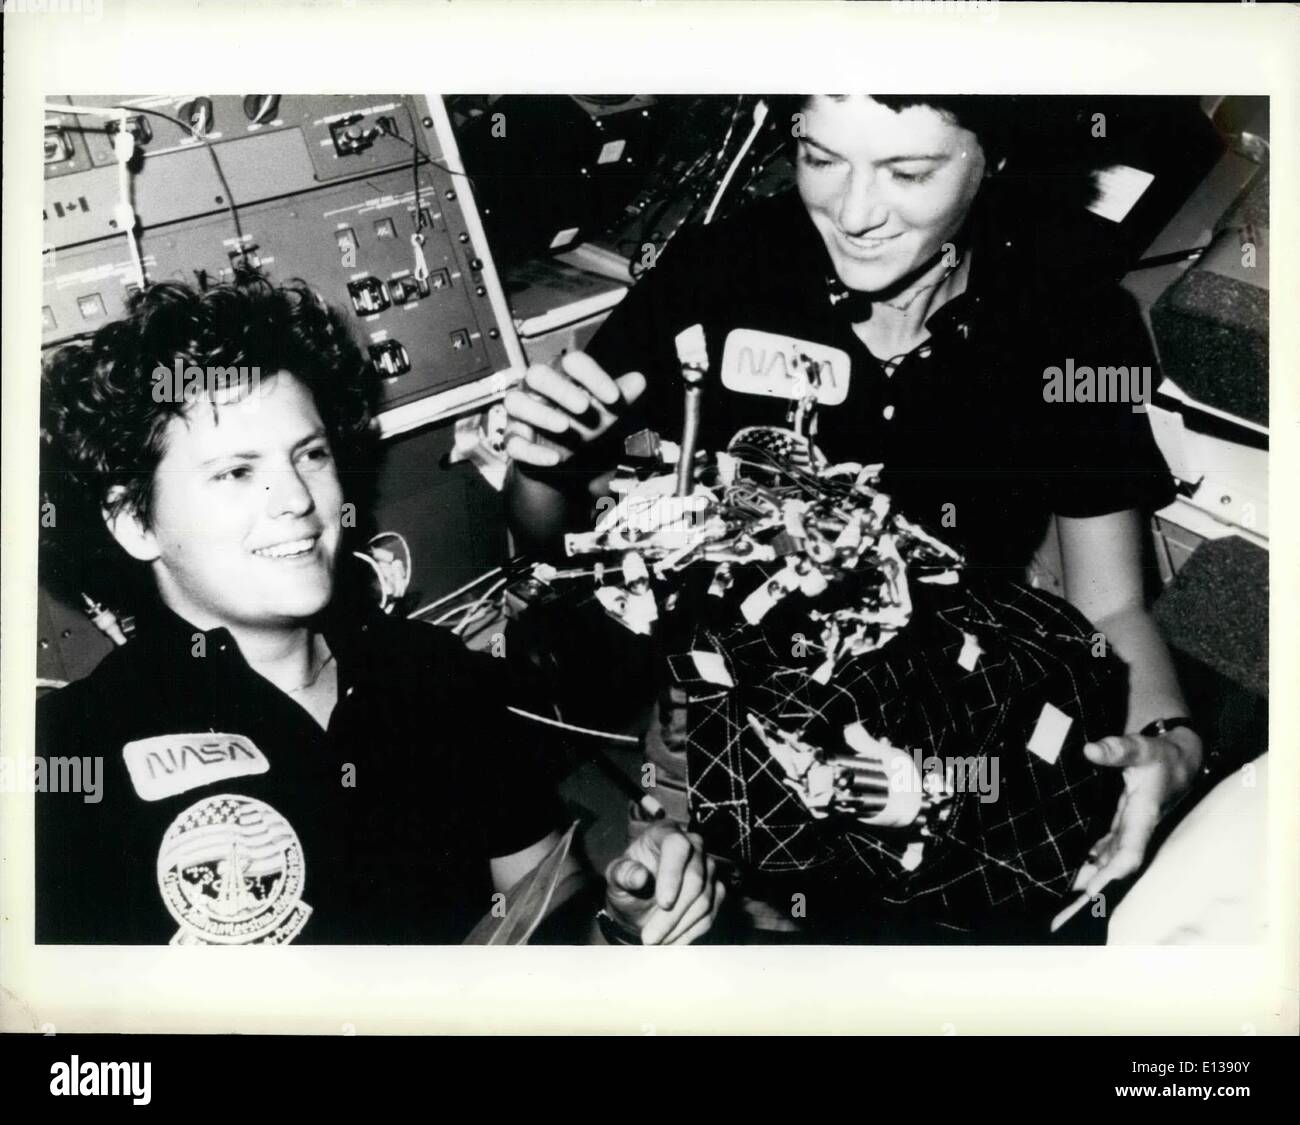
130,594,237,658
128,583,384,688
785,184,1021,341
932,186,1034,332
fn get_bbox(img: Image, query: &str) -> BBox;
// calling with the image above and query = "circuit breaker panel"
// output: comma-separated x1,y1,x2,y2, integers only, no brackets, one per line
42,94,517,415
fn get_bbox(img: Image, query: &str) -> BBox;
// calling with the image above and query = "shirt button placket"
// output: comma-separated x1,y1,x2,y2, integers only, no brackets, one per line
883,343,934,422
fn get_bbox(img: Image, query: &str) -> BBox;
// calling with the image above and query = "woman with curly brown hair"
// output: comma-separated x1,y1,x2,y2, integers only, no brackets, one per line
37,276,724,946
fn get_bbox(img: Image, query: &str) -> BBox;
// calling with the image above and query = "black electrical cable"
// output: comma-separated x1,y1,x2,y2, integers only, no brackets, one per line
404,102,426,234
105,103,248,267
40,329,98,348
113,99,477,256
378,110,484,202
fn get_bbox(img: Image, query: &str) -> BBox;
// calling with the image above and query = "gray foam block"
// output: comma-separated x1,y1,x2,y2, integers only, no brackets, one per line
1155,535,1268,698
1151,265,1268,427
1151,166,1269,427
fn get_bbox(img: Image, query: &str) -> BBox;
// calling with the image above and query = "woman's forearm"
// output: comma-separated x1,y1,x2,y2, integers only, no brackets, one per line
1058,510,1193,736
1093,603,1189,733
505,463,577,556
505,462,620,557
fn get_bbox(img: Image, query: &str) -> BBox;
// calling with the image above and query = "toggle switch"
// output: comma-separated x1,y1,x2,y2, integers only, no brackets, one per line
44,125,74,164
105,115,152,145
243,95,281,124
178,97,216,137
369,340,410,379
389,276,429,305
228,243,262,269
347,276,390,316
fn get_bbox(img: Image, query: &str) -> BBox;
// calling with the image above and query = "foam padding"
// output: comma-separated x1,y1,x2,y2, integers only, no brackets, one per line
1151,271,1268,426
1150,168,1269,427
1155,535,1268,697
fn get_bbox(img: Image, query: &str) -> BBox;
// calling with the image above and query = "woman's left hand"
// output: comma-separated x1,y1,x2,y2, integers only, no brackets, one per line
604,824,726,945
1072,730,1203,897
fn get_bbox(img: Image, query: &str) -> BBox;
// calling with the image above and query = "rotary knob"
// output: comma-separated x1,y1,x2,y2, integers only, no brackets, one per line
242,95,281,125
178,97,215,136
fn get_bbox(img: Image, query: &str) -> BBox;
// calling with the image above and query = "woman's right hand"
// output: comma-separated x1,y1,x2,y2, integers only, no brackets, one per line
502,351,646,468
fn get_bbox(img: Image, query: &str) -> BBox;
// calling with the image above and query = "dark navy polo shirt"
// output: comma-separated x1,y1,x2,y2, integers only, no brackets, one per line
35,597,565,944
583,189,1176,578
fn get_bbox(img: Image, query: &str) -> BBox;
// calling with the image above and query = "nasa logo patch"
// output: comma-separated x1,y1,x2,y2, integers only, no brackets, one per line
123,733,269,802
157,793,311,945
721,328,850,405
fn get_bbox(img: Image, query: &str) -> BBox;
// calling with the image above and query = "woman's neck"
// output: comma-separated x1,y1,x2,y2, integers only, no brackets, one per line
230,625,323,694
853,250,971,362
156,591,338,728
158,590,322,686
235,625,338,730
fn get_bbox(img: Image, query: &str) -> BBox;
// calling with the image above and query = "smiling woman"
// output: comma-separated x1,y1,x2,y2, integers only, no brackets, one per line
502,93,1202,941
792,96,988,299
35,274,726,946
112,372,346,636
40,276,377,616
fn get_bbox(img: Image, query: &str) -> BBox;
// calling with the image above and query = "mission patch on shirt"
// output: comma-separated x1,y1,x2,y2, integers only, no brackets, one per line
35,596,566,945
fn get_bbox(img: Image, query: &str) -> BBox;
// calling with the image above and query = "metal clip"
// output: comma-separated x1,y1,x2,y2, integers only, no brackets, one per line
411,232,430,282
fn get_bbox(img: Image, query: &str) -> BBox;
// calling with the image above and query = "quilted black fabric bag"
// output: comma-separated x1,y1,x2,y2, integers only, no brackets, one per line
668,576,1128,932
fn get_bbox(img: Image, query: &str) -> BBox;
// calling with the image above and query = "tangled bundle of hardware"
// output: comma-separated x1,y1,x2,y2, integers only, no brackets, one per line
536,423,1125,930
559,424,963,667
513,327,1127,932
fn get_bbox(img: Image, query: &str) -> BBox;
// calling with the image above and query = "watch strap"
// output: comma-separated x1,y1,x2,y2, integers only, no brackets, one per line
1139,716,1197,740
1140,717,1222,778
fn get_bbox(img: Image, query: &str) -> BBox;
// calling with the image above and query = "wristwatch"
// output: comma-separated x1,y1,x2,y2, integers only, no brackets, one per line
1139,716,1218,777
1138,716,1197,740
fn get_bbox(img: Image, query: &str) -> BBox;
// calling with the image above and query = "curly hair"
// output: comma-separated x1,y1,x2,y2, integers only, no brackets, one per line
40,273,379,605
